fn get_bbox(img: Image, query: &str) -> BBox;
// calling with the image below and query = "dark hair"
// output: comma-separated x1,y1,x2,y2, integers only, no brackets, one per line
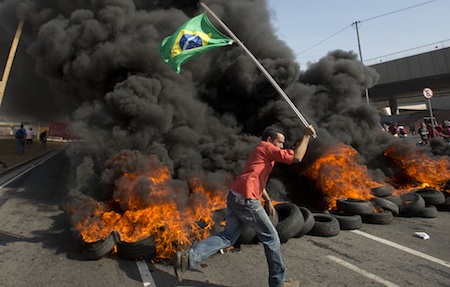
262,125,285,140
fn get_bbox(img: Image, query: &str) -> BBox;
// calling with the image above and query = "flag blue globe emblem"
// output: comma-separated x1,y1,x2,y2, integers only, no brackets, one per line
180,34,203,51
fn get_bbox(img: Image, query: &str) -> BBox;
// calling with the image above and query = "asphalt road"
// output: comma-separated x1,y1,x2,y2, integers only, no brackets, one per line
0,146,449,287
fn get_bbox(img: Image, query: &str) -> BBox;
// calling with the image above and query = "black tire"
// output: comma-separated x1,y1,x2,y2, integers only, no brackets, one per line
307,213,340,237
370,197,400,216
294,206,315,237
328,210,362,230
371,185,394,197
336,198,374,216
398,193,426,217
385,195,402,206
362,210,394,224
437,196,450,211
415,205,438,218
117,236,156,260
82,232,117,260
412,188,446,206
211,208,227,235
274,202,304,243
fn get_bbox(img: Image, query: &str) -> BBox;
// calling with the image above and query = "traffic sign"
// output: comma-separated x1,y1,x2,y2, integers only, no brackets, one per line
423,88,434,99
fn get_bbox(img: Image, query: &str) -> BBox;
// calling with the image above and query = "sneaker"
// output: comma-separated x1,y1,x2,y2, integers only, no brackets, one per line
173,250,189,282
283,278,299,287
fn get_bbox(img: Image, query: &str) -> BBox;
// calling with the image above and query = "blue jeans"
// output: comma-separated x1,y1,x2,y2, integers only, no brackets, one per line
16,138,25,154
189,192,285,287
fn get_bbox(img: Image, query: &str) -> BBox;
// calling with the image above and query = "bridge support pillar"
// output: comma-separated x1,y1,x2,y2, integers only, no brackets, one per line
389,98,398,115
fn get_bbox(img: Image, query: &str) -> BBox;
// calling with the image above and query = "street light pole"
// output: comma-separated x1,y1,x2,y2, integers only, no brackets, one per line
353,21,370,105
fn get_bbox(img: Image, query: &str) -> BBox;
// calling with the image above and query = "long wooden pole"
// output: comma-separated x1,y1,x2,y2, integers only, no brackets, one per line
0,19,24,108
200,2,316,138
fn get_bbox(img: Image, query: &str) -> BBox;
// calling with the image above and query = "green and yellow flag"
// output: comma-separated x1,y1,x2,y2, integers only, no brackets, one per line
157,13,233,73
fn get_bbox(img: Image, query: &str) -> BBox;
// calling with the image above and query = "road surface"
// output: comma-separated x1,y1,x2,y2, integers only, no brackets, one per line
0,146,449,287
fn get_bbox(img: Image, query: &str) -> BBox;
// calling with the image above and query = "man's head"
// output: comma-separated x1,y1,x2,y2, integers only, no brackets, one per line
262,126,285,148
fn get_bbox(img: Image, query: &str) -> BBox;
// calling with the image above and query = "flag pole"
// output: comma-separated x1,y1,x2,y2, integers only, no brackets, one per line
200,2,316,138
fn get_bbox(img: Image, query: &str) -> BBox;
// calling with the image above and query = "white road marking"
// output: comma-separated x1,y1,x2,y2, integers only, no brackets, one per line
136,260,157,287
327,255,400,287
0,150,60,190
351,229,450,268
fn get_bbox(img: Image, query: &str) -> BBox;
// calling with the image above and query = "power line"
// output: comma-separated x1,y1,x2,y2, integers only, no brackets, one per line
360,0,438,22
297,0,439,57
364,38,450,63
297,24,352,56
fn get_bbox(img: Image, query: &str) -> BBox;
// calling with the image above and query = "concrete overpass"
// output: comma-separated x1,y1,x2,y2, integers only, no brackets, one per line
367,46,450,114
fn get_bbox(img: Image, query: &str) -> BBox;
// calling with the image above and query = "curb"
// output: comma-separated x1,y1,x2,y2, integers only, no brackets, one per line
0,143,68,176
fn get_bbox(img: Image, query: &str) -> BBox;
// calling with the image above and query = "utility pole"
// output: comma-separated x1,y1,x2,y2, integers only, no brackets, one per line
0,19,24,108
353,21,370,105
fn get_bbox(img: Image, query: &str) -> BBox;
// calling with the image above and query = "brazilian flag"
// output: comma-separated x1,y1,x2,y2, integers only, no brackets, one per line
158,13,233,73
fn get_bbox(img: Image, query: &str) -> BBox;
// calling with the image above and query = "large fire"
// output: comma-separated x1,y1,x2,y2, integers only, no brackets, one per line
72,142,450,259
74,151,227,259
384,142,450,193
305,142,450,210
305,144,382,209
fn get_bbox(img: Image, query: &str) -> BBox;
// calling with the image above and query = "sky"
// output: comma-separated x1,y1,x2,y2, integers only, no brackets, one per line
267,0,450,69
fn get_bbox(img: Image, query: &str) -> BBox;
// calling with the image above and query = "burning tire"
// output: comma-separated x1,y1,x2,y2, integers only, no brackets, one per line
371,185,394,197
82,232,119,260
307,213,340,237
328,210,362,230
398,193,426,217
412,188,446,206
362,210,394,224
274,202,304,243
336,198,374,216
117,236,156,260
211,208,227,235
294,206,315,237
415,205,438,218
370,197,399,216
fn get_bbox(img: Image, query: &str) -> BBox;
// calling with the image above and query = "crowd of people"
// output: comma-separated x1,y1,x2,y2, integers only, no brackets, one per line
14,124,47,155
382,120,450,145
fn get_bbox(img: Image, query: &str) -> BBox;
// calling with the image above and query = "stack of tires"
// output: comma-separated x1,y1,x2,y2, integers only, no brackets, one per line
333,197,394,225
81,232,156,261
81,187,450,260
376,186,447,218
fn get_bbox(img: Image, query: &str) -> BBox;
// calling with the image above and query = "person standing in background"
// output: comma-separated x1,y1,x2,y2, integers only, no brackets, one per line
40,130,47,148
26,127,34,147
15,124,27,154
409,123,416,135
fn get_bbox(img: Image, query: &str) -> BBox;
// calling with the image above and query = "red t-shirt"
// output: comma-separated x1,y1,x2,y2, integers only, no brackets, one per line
230,141,294,200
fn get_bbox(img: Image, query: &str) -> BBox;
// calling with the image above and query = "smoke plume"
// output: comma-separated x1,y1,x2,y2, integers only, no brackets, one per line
1,0,408,214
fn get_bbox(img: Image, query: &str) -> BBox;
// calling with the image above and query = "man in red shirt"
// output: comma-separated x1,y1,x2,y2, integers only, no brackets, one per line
174,125,316,287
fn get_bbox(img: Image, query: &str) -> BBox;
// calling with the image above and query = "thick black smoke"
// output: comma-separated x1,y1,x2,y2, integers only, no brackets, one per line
1,0,398,211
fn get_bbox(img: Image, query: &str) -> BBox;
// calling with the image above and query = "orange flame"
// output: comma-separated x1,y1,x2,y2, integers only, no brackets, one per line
384,142,450,194
74,152,227,259
305,144,381,209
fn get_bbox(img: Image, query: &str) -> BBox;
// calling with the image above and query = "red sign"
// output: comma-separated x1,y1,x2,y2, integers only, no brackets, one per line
423,88,434,99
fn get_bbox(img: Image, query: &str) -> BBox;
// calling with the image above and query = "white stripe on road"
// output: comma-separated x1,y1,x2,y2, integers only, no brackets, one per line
0,150,60,190
327,255,400,287
136,260,157,287
351,229,450,269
